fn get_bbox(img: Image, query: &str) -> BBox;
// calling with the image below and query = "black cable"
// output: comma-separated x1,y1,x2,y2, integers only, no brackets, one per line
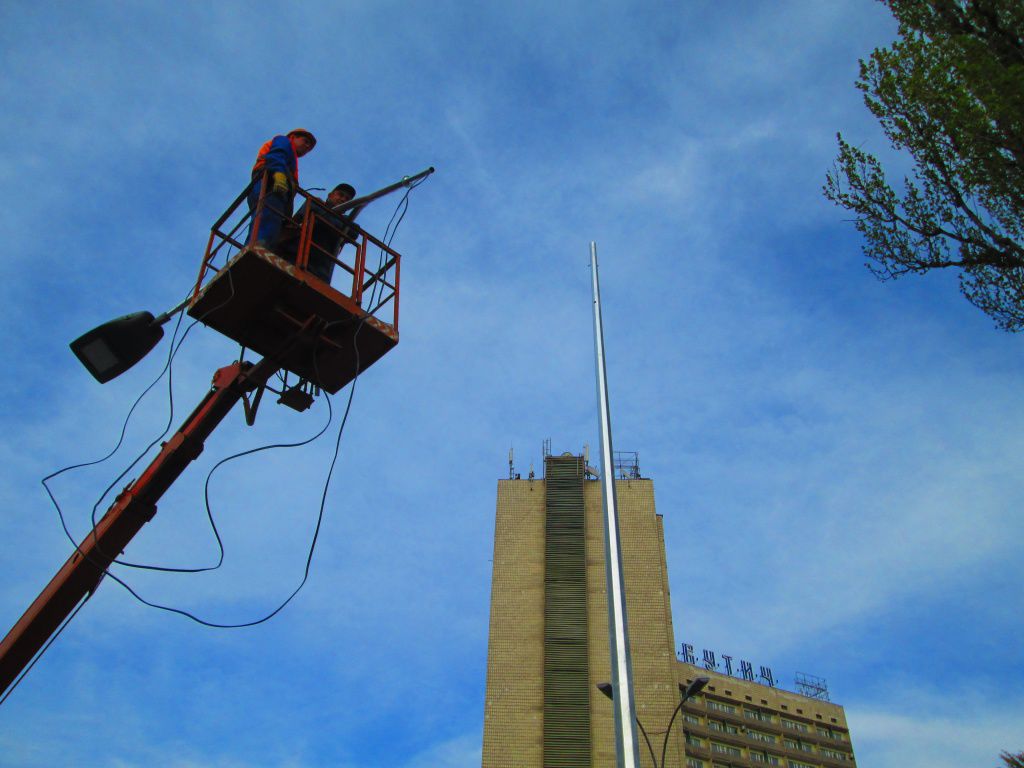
42,295,191,556
44,240,240,575
367,175,427,311
87,259,240,572
191,391,335,574
94,318,365,628
13,240,244,699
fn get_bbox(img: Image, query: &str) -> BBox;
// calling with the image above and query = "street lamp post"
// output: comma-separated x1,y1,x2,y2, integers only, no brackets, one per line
597,677,710,768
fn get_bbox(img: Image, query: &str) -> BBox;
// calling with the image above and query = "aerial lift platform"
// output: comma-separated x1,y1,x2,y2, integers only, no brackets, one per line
0,167,433,698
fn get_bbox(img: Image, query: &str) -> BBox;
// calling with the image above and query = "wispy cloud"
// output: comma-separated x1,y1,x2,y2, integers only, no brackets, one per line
1,2,1020,768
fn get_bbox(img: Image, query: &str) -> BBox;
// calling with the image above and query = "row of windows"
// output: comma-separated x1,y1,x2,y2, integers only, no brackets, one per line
817,727,847,741
821,747,849,761
686,681,843,727
685,736,852,764
709,720,740,736
690,726,852,755
711,742,744,757
705,698,777,724
783,738,814,753
691,757,832,768
693,707,849,744
690,760,825,768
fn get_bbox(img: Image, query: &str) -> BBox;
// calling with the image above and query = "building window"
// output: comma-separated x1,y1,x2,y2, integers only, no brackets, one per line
684,713,702,725
707,700,736,714
711,742,743,757
686,760,705,768
686,735,704,748
751,752,781,766
783,738,813,754
781,718,809,733
821,748,847,760
788,761,815,768
744,708,773,723
748,729,777,744
709,720,739,735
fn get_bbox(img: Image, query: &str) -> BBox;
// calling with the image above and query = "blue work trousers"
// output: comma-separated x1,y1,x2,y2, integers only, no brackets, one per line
247,180,293,247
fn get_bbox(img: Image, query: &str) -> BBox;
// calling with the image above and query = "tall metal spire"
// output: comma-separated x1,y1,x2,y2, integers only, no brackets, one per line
590,241,642,768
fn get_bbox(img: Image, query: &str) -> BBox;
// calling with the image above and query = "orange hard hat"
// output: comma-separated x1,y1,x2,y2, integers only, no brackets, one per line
287,128,317,148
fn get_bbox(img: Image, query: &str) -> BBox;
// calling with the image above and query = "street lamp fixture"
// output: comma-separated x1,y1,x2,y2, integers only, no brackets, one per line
596,676,711,768
70,298,189,383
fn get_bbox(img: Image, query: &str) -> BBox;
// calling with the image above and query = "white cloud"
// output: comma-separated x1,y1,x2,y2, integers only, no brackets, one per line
847,684,1024,768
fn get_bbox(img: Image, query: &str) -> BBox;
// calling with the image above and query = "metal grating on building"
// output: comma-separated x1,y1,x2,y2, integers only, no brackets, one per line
543,454,591,767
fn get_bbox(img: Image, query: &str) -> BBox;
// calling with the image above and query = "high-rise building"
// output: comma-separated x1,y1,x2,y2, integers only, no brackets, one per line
481,450,856,768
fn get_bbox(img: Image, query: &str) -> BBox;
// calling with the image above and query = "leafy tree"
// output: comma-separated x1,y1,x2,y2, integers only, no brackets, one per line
1001,751,1024,768
825,0,1024,330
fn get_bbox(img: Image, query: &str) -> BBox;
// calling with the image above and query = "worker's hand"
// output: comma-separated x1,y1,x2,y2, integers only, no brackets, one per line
271,172,290,196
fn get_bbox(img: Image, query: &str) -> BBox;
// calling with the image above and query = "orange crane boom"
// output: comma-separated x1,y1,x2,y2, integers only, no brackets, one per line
0,357,279,696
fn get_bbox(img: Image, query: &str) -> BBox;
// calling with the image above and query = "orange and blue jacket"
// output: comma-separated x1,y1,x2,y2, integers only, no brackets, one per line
251,135,299,189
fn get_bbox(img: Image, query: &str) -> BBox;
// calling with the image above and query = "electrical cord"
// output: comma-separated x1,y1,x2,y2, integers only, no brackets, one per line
43,294,192,558
366,175,426,310
93,240,247,573
89,317,364,629
5,239,246,705
44,239,240,575
195,391,335,574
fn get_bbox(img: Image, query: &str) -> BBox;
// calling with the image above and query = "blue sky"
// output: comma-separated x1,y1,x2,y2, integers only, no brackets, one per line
1,1,1022,766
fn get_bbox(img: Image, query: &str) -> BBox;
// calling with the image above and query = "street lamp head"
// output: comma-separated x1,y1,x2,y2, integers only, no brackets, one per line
596,682,614,701
70,311,164,383
679,677,710,701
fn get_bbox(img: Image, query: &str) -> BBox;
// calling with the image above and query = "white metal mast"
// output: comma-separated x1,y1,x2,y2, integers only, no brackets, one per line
590,241,642,768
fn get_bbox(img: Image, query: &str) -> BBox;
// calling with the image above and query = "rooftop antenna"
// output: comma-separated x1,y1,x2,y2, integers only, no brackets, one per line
590,241,642,768
508,446,515,480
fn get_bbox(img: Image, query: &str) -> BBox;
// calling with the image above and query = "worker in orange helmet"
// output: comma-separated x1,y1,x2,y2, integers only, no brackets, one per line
247,128,317,247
